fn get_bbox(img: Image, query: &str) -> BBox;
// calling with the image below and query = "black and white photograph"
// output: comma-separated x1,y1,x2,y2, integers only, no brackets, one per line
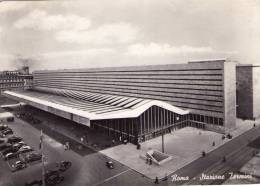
0,0,260,185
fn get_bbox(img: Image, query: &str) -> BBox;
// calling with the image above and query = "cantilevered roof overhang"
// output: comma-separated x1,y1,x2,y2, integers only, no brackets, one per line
3,90,189,121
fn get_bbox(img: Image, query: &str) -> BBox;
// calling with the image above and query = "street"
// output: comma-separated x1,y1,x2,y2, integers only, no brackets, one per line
1,106,260,186
0,115,152,186
165,124,260,185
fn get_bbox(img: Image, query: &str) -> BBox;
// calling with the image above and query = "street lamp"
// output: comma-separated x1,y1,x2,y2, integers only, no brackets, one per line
40,130,46,186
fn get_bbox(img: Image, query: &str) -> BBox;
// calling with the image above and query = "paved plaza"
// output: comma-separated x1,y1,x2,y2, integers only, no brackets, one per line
101,119,259,179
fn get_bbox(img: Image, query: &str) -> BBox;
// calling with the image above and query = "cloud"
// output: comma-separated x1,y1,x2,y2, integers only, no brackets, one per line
0,2,28,13
55,23,138,45
126,43,214,56
14,9,91,31
41,48,116,58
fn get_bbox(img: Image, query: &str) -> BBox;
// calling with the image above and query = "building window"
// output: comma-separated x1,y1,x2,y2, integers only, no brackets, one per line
219,118,223,126
201,115,205,122
209,117,213,124
214,117,218,125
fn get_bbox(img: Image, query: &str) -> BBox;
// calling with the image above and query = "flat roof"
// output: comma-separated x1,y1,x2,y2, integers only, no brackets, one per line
3,90,189,120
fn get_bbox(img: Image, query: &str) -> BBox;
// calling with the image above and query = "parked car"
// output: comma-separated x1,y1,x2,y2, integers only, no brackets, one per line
56,161,72,172
8,136,23,144
0,143,12,151
2,146,20,156
12,143,25,149
25,152,42,163
106,161,114,169
0,138,7,144
18,146,33,153
2,143,26,154
0,124,8,131
12,142,26,149
4,152,18,161
12,161,27,172
7,117,14,122
1,128,13,135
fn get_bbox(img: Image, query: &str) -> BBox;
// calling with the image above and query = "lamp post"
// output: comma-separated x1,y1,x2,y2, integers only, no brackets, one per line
40,130,46,186
162,132,165,153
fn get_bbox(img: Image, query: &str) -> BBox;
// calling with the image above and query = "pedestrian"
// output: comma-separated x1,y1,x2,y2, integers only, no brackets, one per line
154,177,159,184
66,141,70,150
80,137,84,143
149,158,152,165
212,141,215,146
163,173,168,181
85,135,88,143
63,144,67,151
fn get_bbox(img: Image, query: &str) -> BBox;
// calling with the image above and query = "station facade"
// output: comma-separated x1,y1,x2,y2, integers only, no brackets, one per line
3,59,239,143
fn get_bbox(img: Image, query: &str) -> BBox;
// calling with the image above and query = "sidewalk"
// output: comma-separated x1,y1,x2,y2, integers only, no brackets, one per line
101,119,260,179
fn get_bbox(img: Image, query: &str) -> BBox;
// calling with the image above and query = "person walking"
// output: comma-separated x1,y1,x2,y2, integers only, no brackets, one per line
154,177,159,184
63,144,67,151
149,158,153,165
80,137,84,143
65,141,70,150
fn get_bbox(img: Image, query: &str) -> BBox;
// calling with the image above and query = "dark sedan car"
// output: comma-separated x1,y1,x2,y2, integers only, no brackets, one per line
18,146,33,154
2,147,20,156
1,128,13,135
0,124,8,131
8,136,23,144
0,138,7,144
0,143,12,151
4,152,18,161
25,153,42,163
12,161,27,172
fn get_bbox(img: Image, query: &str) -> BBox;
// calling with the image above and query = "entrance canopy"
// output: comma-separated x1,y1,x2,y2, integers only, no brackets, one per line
3,90,189,121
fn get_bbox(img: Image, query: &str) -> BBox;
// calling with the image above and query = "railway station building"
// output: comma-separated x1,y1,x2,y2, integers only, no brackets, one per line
3,59,241,143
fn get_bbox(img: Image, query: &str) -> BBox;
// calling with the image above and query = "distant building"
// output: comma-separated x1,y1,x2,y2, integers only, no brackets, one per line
236,65,260,120
0,66,33,92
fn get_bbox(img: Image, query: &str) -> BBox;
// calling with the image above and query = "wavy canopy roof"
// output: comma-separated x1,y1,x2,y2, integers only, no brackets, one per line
3,89,189,120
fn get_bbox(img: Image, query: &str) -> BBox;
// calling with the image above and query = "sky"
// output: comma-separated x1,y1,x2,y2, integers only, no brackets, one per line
0,0,259,71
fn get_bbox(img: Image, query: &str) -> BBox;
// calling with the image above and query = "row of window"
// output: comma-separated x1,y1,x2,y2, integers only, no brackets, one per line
0,79,24,83
0,72,20,76
189,114,223,126
0,84,24,88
